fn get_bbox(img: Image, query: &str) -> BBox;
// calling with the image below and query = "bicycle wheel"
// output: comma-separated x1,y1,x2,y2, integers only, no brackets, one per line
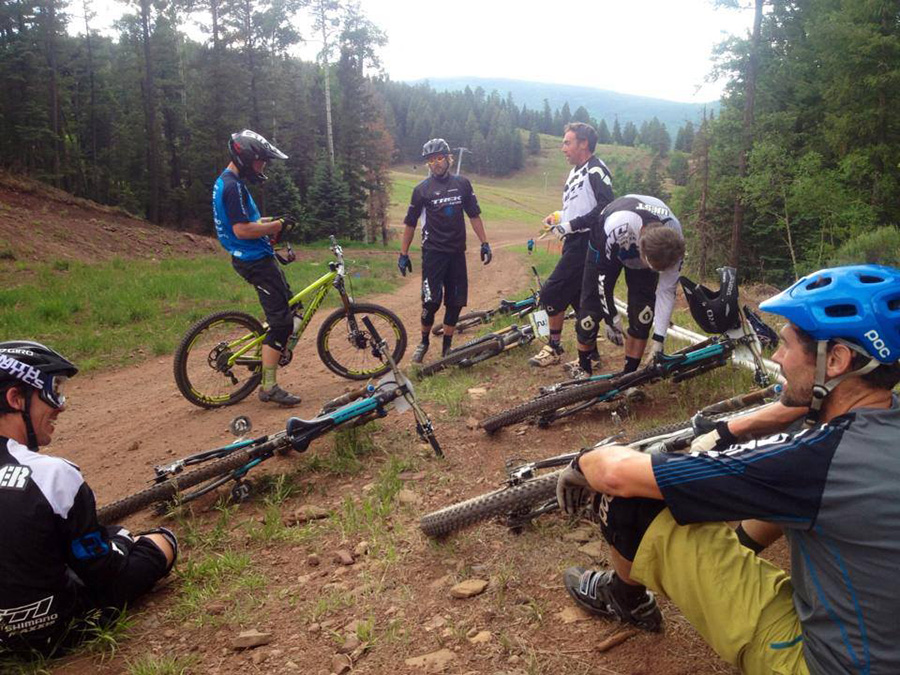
480,378,619,433
173,311,265,408
420,470,561,538
418,336,504,378
96,441,277,524
317,303,407,380
432,310,490,336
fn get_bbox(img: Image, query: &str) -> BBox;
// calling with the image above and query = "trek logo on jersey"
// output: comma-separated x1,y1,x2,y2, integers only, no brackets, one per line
865,330,893,360
0,355,45,390
0,464,31,490
431,195,463,207
0,596,57,636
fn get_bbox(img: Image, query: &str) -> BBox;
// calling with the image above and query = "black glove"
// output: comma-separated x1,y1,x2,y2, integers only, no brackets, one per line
556,453,592,515
690,414,738,453
480,242,492,265
398,253,412,277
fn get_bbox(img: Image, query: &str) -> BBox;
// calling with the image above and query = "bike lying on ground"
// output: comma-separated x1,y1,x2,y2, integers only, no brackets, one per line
99,319,439,524
431,287,540,337
480,302,774,433
420,385,779,538
174,235,407,408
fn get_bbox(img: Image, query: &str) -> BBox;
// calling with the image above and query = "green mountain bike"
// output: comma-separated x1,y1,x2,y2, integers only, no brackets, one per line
174,236,407,408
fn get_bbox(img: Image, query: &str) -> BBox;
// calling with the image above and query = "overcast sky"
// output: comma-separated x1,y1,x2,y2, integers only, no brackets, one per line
80,0,756,103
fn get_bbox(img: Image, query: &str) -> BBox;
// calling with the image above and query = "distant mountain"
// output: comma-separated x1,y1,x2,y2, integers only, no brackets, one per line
410,77,718,134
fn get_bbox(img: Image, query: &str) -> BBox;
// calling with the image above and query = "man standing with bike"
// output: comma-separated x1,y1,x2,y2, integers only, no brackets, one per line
399,138,491,364
530,123,614,368
0,341,176,658
571,194,685,377
556,264,900,674
214,129,300,406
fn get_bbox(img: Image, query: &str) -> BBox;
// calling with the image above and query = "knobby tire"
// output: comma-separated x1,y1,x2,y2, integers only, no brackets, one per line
316,303,407,380
418,337,504,377
431,311,489,336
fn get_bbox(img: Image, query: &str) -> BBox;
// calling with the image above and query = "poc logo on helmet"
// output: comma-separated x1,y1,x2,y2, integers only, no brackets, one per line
865,330,891,359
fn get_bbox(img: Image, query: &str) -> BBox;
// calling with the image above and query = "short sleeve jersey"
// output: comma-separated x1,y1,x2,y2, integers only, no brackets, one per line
560,155,614,238
403,173,481,253
652,397,900,674
213,169,271,261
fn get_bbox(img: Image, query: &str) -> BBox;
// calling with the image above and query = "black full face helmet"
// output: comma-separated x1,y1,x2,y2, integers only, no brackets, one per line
228,129,288,184
679,267,741,334
421,138,451,158
0,341,78,450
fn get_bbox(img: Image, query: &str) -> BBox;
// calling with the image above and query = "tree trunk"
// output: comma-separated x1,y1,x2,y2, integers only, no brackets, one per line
697,116,711,278
44,0,61,187
83,0,97,196
729,0,763,267
244,0,261,130
140,0,160,223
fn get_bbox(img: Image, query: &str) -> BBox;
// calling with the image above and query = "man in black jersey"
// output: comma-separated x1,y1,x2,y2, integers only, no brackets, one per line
399,138,491,363
529,123,614,368
0,341,176,658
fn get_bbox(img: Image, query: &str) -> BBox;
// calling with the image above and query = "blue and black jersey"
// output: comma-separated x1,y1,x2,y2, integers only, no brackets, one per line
213,169,271,261
653,397,900,674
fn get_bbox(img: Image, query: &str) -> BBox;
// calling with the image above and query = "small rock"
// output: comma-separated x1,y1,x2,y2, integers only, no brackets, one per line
338,634,361,654
397,489,421,505
429,574,453,590
450,579,488,599
465,416,480,430
353,541,370,557
307,553,321,567
398,471,427,481
563,526,595,543
362,482,376,493
343,619,362,634
423,615,447,632
467,630,492,644
308,623,321,634
508,655,521,664
334,549,355,566
207,602,226,615
578,541,606,559
251,650,267,665
467,387,487,398
466,627,479,638
232,629,273,650
556,606,592,624
126,440,141,452
288,505,330,524
404,648,457,671
332,654,352,674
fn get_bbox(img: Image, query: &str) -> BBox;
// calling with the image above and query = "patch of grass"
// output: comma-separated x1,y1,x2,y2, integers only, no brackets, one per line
309,587,355,621
416,369,479,417
305,425,379,476
330,455,408,543
170,550,255,624
127,654,197,675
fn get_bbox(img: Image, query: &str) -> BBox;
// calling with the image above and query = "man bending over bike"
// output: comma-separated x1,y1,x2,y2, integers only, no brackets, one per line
572,194,684,377
399,138,491,363
556,264,900,674
0,341,176,658
530,123,614,369
214,129,300,406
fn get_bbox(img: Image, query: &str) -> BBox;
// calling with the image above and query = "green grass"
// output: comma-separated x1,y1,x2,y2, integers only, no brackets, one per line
0,250,398,371
169,550,256,624
127,654,197,675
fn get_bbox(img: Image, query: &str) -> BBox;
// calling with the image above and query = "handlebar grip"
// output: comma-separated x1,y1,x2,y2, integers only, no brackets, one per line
362,316,383,344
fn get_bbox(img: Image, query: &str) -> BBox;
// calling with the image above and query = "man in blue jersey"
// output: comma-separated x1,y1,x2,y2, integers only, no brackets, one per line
555,264,900,674
213,129,300,406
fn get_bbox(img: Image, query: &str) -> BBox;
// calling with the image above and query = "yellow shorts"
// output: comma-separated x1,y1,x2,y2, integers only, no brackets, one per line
630,509,809,675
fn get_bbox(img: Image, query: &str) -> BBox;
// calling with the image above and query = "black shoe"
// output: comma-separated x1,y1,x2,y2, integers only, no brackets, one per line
563,567,663,632
411,342,429,364
258,385,302,407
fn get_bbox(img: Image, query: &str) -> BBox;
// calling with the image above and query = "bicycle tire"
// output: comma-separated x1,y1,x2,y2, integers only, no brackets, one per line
317,303,407,380
480,378,619,433
173,311,265,409
420,470,561,538
431,311,490,336
96,440,278,524
418,336,504,377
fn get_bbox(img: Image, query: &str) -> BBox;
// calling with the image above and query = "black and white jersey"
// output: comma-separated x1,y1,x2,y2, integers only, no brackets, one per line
560,156,614,238
403,173,481,253
0,438,129,648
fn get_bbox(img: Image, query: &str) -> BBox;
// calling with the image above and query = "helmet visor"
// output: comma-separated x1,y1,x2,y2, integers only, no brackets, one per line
42,375,68,409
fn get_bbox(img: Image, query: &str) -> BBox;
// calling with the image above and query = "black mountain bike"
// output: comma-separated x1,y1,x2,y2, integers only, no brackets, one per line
480,305,774,433
98,319,439,524
420,385,779,538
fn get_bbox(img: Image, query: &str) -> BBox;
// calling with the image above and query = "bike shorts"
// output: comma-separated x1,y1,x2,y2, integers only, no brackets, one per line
578,251,659,342
631,509,809,675
541,234,589,316
232,255,294,348
421,248,468,311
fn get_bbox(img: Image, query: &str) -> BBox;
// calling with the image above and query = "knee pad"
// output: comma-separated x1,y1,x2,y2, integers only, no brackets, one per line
627,305,654,340
576,312,601,344
442,305,463,327
137,527,178,574
592,494,665,561
264,320,293,351
421,304,438,327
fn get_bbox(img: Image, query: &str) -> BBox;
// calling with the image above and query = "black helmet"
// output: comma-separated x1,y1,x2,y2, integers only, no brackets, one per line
0,340,78,410
228,129,288,184
679,267,741,334
421,138,451,158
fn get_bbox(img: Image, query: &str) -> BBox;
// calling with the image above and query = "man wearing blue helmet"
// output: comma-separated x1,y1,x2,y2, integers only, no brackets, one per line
553,264,900,674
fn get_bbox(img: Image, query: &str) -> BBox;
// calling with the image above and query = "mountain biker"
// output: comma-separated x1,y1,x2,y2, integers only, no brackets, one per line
214,129,300,406
555,264,900,674
572,194,684,377
0,341,176,657
530,122,614,369
399,138,491,363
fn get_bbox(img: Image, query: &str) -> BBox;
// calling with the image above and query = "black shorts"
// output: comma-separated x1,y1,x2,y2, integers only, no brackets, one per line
579,249,659,341
232,256,294,346
422,248,468,309
540,234,589,316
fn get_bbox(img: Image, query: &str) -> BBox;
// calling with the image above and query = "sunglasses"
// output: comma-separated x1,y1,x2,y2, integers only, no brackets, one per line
425,155,448,165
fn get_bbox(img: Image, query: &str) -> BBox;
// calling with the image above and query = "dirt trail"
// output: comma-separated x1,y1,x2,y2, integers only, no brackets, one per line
52,223,533,509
